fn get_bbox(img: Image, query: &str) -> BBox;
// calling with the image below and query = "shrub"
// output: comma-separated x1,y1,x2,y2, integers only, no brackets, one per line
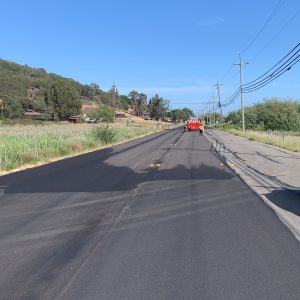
89,107,114,123
92,125,116,144
226,98,300,131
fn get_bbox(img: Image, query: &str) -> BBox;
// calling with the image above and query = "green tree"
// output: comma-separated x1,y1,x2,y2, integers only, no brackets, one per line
148,94,169,120
135,93,147,116
2,97,24,118
225,98,300,131
128,90,139,111
48,76,82,120
225,111,241,127
168,109,185,123
89,106,114,123
119,95,130,111
181,107,195,121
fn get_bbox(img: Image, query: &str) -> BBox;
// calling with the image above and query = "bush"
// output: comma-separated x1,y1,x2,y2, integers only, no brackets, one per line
226,98,300,131
89,107,114,123
92,125,116,144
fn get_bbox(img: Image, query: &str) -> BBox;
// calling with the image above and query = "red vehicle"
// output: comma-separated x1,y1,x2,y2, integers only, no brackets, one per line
185,119,204,133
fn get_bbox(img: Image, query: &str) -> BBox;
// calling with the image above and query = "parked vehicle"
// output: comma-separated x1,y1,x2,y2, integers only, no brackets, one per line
185,119,204,133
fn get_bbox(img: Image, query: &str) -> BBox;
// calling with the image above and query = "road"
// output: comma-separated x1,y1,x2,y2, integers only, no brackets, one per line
0,127,300,299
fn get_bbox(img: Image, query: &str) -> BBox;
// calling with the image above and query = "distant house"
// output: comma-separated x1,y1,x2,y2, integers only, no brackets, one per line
115,113,126,119
68,115,81,123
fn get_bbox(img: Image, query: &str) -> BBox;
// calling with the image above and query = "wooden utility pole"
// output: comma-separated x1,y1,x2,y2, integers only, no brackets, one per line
214,82,222,118
234,56,248,131
211,96,216,128
111,81,116,121
207,102,210,125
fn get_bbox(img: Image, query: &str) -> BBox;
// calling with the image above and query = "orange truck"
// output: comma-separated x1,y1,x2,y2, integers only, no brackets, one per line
185,119,204,133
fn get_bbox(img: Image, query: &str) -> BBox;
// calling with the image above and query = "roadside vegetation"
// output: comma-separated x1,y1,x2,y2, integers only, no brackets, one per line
224,128,300,152
0,59,194,173
223,98,300,152
225,98,300,131
0,123,171,172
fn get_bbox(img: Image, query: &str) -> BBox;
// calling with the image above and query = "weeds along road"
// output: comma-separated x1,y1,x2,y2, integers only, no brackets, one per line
0,127,300,299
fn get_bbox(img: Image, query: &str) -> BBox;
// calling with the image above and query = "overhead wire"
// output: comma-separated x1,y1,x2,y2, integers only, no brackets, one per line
213,0,299,109
219,42,300,107
249,9,300,62
243,54,300,93
240,0,286,55
243,45,300,90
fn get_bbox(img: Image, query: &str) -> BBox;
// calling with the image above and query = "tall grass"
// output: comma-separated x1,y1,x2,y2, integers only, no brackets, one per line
225,128,300,152
0,123,167,172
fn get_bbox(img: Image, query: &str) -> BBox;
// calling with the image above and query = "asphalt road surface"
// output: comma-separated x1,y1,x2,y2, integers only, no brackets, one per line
0,127,300,299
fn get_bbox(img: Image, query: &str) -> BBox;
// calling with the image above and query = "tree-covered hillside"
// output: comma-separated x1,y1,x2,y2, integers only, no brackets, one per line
0,59,195,122
0,59,114,120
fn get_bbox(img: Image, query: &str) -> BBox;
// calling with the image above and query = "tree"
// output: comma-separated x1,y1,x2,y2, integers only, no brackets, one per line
225,111,241,127
128,90,139,110
2,96,24,118
47,76,82,120
119,95,130,111
168,109,185,123
225,98,300,131
135,93,147,116
89,106,114,123
148,94,169,120
181,107,195,121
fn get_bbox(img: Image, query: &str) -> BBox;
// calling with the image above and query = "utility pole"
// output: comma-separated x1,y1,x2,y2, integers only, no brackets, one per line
207,102,210,125
210,96,215,128
214,82,222,119
234,55,248,131
111,81,116,121
112,81,116,110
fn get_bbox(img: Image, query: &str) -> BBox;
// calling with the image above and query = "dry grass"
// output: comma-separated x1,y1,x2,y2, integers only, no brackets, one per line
0,122,173,172
225,128,300,152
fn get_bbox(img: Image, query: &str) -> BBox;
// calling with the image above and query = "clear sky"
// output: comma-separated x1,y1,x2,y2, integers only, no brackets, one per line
0,0,299,115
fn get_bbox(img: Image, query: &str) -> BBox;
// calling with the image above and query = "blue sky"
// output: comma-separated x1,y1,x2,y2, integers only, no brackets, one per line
0,0,299,115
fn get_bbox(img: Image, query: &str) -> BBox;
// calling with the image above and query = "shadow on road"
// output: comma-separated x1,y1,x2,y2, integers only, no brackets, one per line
0,147,233,194
264,189,300,216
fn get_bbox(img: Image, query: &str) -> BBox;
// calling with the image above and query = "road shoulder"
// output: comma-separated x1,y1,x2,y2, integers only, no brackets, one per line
205,129,300,241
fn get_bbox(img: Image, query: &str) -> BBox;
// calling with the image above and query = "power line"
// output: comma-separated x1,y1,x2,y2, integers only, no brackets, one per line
249,9,300,62
243,43,300,87
220,42,300,108
243,54,300,93
216,1,288,94
220,87,240,107
241,0,286,55
242,46,300,91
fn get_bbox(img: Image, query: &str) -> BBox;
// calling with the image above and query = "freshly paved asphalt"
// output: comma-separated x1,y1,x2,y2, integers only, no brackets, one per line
0,127,300,299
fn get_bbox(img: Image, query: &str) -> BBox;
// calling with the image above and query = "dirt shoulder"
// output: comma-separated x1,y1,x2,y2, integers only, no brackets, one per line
205,128,300,241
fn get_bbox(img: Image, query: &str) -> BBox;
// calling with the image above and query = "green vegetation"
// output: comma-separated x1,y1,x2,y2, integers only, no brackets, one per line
225,98,300,131
148,94,169,120
92,125,116,144
128,90,147,116
89,107,114,123
168,107,195,122
0,59,128,120
223,98,300,152
225,128,300,152
0,59,195,122
0,123,169,172
0,59,82,119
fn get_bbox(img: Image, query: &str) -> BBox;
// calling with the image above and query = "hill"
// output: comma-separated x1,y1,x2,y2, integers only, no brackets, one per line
0,59,117,120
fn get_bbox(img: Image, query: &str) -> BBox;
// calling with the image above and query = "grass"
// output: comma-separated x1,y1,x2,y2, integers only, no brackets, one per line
0,122,172,172
224,128,300,152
